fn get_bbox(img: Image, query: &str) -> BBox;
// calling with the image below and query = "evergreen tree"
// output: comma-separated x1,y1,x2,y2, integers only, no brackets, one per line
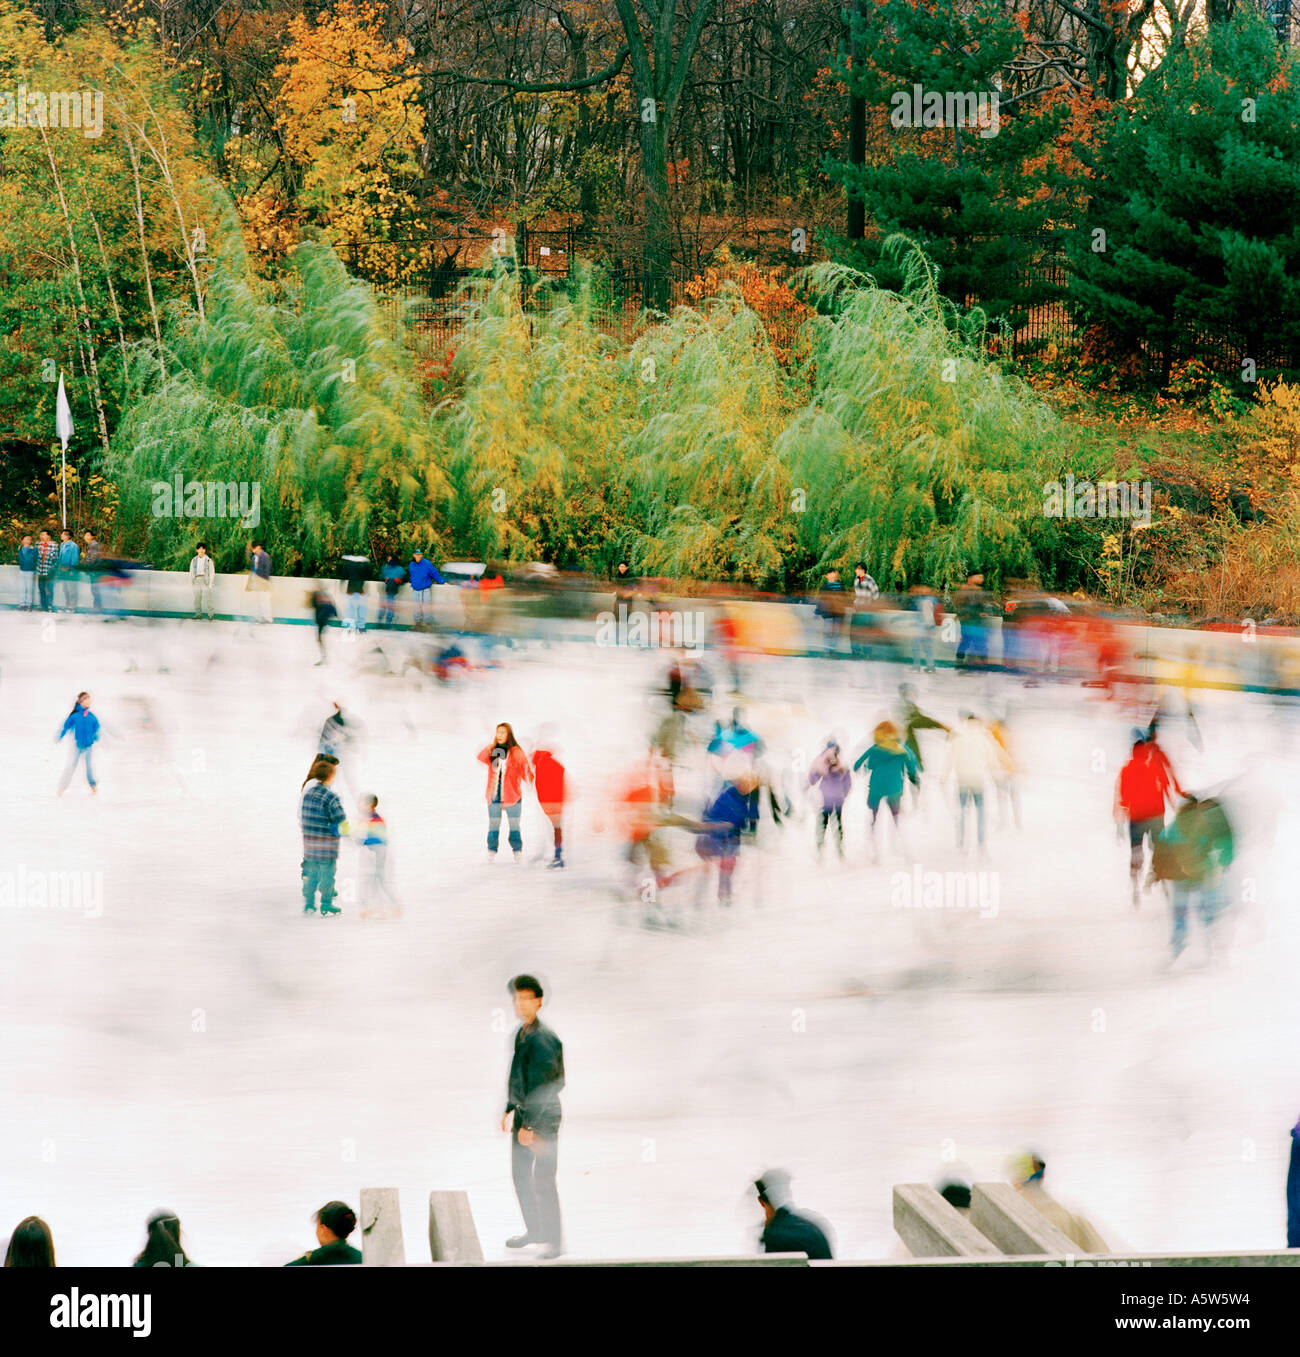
829,0,1067,332
1067,10,1300,386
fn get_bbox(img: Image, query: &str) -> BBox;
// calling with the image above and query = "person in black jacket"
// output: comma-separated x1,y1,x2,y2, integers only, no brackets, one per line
755,1169,834,1260
501,974,565,1258
285,1201,362,1266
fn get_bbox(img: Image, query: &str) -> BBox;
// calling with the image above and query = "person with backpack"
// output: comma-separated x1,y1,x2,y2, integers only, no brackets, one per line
1152,793,1234,963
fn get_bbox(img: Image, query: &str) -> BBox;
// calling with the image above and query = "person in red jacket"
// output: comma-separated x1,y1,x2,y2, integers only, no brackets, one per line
1115,737,1181,905
531,740,567,869
479,722,532,860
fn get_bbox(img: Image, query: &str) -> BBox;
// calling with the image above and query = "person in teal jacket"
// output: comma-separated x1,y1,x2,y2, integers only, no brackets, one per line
855,720,918,861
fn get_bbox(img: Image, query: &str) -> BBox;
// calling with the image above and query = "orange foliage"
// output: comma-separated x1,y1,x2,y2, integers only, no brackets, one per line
684,249,814,369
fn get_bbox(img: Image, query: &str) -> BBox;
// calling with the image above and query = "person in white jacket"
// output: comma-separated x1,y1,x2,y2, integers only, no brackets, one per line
943,712,1008,854
190,543,215,620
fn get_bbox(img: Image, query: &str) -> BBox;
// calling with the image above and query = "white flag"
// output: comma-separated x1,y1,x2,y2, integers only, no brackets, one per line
56,372,74,450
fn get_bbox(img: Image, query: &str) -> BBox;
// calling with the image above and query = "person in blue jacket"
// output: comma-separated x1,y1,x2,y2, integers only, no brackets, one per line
57,690,100,796
694,769,757,906
16,534,36,610
407,549,445,629
57,529,80,612
708,709,765,834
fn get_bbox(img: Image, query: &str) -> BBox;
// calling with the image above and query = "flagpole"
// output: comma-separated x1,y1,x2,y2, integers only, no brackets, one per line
55,371,73,531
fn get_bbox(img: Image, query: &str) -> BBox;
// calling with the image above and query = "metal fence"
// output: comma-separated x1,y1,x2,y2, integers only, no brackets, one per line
346,230,1300,378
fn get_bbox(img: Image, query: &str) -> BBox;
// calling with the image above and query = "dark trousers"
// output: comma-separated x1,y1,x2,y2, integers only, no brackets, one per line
37,574,53,611
511,1128,561,1245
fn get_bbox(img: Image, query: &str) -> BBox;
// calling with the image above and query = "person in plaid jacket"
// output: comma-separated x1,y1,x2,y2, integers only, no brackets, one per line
300,761,349,915
35,530,58,612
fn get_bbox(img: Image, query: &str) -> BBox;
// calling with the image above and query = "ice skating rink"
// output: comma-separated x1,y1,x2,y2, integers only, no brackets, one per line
2,610,1298,1265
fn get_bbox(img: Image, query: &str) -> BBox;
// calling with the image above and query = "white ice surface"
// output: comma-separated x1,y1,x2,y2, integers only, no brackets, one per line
1,612,1298,1265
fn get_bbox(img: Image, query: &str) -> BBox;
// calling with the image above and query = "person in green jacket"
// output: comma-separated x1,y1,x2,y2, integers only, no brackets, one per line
1153,794,1234,962
285,1201,362,1266
855,721,919,863
895,683,949,805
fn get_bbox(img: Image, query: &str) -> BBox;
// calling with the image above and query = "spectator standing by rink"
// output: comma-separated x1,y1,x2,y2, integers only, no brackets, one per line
56,691,100,797
82,529,103,612
479,722,532,860
531,738,567,869
808,740,852,859
502,974,565,1260
4,1216,56,1266
285,1202,362,1265
754,1170,835,1259
16,534,36,610
35,530,57,612
189,543,215,620
339,553,370,632
910,584,941,673
300,761,348,916
379,554,405,628
246,541,272,623
57,529,80,611
407,548,444,628
852,561,879,604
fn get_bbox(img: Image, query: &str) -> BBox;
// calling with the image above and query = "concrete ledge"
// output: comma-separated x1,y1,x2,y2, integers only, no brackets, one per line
359,1188,405,1266
893,1184,1000,1258
970,1183,1080,1256
428,1190,483,1263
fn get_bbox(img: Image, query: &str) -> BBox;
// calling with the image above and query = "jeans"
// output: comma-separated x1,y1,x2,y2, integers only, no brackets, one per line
412,587,431,625
302,857,338,911
59,576,79,610
912,626,935,670
816,805,844,853
1170,878,1224,957
18,572,35,608
487,800,522,853
511,1127,561,1246
37,575,53,611
957,787,985,849
193,585,214,619
346,593,366,630
58,745,96,791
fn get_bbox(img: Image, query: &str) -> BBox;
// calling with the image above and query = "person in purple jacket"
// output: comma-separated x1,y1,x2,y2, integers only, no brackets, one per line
808,740,852,859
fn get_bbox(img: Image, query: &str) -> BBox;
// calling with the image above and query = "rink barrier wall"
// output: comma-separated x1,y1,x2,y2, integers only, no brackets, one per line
5,565,1298,691
360,1188,406,1266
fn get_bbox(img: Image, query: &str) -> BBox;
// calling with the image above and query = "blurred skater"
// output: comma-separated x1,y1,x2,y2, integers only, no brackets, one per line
808,740,852,859
693,767,757,907
896,683,948,805
379,554,405,628
354,793,400,918
1116,737,1180,906
1153,793,1234,965
56,691,99,796
754,1169,834,1260
855,721,918,863
531,737,567,869
308,586,338,665
943,712,1004,855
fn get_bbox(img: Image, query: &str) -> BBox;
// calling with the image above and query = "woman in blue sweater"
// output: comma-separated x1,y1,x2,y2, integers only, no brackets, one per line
57,691,100,796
